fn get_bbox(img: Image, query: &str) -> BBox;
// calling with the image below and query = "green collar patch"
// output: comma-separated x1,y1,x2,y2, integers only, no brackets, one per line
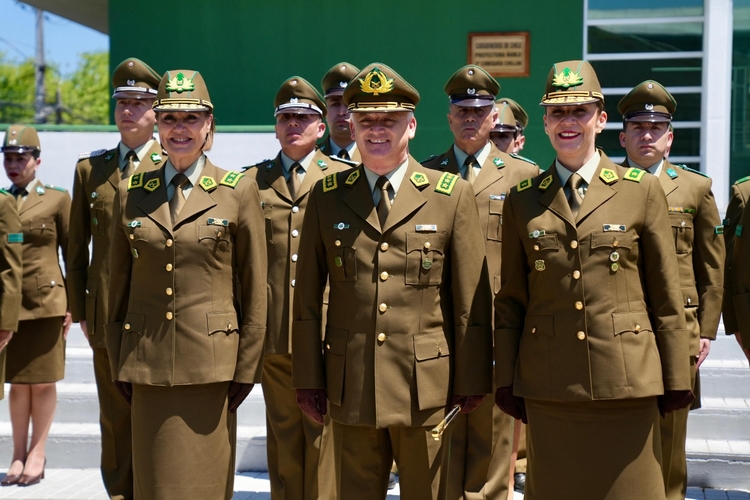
552,67,584,88
0,188,9,196
44,184,68,193
538,174,554,191
165,72,195,93
599,168,618,185
666,168,678,179
199,176,218,192
35,185,45,195
410,172,430,188
510,153,537,165
517,178,533,192
435,172,458,195
105,152,115,162
736,175,750,185
150,153,162,164
345,170,360,186
493,157,505,167
127,173,144,190
317,159,328,170
678,164,708,178
323,173,338,192
220,171,244,188
624,168,646,183
144,178,161,192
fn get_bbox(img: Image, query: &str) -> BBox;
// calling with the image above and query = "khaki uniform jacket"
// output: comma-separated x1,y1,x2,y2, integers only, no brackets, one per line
422,143,540,298
67,143,163,347
292,157,493,428
721,178,750,333
16,181,70,320
243,149,351,355
494,153,691,401
623,160,724,352
105,158,268,386
0,192,22,331
726,179,750,347
319,137,362,164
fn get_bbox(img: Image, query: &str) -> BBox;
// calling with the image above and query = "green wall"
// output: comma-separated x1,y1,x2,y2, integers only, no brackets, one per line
109,0,583,164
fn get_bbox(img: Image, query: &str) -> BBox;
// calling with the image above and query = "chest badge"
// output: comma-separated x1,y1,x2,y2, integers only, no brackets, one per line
535,260,545,271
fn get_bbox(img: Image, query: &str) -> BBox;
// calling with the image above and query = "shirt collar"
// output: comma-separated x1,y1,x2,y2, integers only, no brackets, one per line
555,150,601,187
330,138,358,157
118,139,155,170
628,156,664,177
280,149,316,174
363,158,409,197
453,142,491,169
164,155,206,188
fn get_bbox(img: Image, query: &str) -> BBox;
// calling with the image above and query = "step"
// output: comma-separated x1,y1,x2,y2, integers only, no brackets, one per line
688,398,750,440
687,439,750,491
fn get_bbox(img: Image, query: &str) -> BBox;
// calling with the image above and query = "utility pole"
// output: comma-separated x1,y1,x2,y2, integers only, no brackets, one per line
34,8,47,124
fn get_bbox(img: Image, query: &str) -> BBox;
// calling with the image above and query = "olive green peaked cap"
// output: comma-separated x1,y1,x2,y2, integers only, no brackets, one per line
617,80,676,123
1,124,40,153
492,103,518,133
496,97,528,128
111,57,160,99
153,70,213,112
444,65,499,107
541,60,604,106
343,63,420,112
321,62,360,97
275,76,327,117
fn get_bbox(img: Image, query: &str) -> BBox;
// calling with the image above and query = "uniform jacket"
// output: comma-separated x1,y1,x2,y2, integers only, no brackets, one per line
67,142,163,347
16,180,70,321
105,158,268,386
721,178,750,333
243,149,351,355
0,192,22,331
319,137,362,164
422,143,540,297
726,179,750,347
292,157,493,428
494,153,691,401
623,159,724,352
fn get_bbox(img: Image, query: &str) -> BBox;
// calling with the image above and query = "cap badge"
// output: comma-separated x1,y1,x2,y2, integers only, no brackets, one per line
128,61,134,67
647,83,654,89
468,69,474,76
551,67,584,89
645,104,654,111
290,97,299,103
11,130,16,135
127,79,135,86
467,88,476,95
9,139,16,145
360,68,394,96
165,72,195,94
339,81,347,88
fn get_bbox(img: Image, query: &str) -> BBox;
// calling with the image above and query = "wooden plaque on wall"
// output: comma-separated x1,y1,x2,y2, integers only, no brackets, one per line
468,32,530,78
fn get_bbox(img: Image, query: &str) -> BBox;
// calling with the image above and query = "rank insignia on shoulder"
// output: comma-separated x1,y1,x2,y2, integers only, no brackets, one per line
199,176,218,192
599,168,618,185
416,224,437,232
334,222,350,230
528,229,546,238
489,194,506,201
435,172,458,195
150,153,162,164
345,170,360,186
539,175,554,191
317,159,328,170
735,175,750,185
715,225,724,235
128,173,144,190
678,164,708,178
323,173,338,192
6,233,23,244
510,153,537,165
624,168,646,182
737,225,744,236
207,218,229,227
517,178,532,192
144,178,160,192
35,186,45,195
0,188,9,196
493,157,505,167
440,158,450,166
44,184,67,193
666,168,678,179
603,224,626,232
78,149,107,160
410,172,429,188
128,221,142,228
220,171,244,188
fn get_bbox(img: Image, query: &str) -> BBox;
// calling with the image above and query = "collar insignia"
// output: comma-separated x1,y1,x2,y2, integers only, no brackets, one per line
317,159,328,170
165,72,195,93
538,174,554,191
551,67,584,88
359,68,394,96
493,157,504,167
440,158,449,166
599,168,618,185
105,152,114,161
36,185,45,195
666,168,678,179
410,172,430,188
150,153,162,164
143,178,160,192
345,170,360,186
199,176,218,192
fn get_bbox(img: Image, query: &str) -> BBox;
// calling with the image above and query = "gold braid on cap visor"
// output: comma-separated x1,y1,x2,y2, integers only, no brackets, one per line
152,98,213,111
348,101,416,111
541,90,604,105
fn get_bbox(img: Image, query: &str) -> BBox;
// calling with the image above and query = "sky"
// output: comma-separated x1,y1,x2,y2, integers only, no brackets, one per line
0,0,109,76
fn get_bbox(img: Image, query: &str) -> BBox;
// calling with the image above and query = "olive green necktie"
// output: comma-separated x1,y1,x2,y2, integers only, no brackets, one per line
169,173,190,225
567,173,584,220
375,176,392,228
287,162,302,200
123,150,137,180
463,155,477,185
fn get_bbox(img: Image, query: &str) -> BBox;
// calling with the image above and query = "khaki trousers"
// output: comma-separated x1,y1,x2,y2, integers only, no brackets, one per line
93,347,133,500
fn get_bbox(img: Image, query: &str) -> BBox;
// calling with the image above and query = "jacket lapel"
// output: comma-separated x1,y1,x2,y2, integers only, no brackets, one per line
19,183,42,215
261,152,293,202
174,159,219,227
537,163,576,228
472,144,505,195
105,149,123,190
296,150,328,201
382,159,428,233
136,168,171,234
659,161,678,196
576,160,617,224
343,165,380,232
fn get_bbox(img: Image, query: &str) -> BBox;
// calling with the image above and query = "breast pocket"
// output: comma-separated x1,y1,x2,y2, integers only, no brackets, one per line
526,233,559,262
487,197,504,242
669,213,693,254
591,231,636,272
405,232,447,286
198,224,231,252
29,218,55,234
324,228,359,282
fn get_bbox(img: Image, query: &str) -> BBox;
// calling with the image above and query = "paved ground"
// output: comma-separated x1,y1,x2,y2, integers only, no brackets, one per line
0,469,747,499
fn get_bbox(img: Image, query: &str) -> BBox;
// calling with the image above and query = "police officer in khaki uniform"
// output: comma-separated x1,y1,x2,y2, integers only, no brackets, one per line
617,80,725,500
495,97,529,154
106,69,267,500
488,103,520,154
0,187,22,402
494,60,693,500
726,184,750,361
319,62,362,163
722,177,750,363
292,63,492,500
422,64,538,500
66,57,161,500
243,76,350,500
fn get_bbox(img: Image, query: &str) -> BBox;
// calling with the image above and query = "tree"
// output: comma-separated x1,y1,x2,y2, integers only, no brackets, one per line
59,51,109,124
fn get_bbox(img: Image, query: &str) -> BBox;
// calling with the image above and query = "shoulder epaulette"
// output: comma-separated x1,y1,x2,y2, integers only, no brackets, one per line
678,164,708,178
735,175,750,185
435,172,458,195
0,188,10,196
624,168,646,183
78,149,108,161
220,171,244,188
44,184,68,193
510,152,537,166
323,173,338,192
243,159,273,172
420,154,438,164
517,178,533,192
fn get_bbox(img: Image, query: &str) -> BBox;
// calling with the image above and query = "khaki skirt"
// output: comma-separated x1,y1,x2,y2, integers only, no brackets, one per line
5,317,65,383
525,397,665,500
132,382,236,500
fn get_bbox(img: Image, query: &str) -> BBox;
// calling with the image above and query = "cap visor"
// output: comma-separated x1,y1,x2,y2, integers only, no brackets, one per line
112,87,158,99
625,113,671,123
450,98,495,107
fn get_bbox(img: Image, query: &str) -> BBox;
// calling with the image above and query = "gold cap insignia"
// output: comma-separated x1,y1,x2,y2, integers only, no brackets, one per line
359,68,394,96
552,68,584,89
165,72,195,94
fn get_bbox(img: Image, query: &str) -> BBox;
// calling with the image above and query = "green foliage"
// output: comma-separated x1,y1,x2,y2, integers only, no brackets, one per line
60,52,109,124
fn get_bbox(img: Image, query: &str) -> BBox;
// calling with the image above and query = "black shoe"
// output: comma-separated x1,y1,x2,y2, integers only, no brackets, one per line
388,472,398,490
514,472,526,493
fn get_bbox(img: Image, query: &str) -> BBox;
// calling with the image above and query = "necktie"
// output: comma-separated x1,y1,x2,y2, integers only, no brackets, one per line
123,150,137,180
338,149,349,161
13,187,26,210
463,155,477,185
567,173,584,220
287,162,302,200
169,173,190,225
375,176,392,227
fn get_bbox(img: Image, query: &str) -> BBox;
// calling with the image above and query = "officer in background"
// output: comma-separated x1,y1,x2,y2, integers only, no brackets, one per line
725,182,750,362
422,64,538,500
618,80,725,500
66,57,162,500
0,188,22,401
292,63,492,499
722,177,750,364
489,103,521,154
319,62,361,163
243,76,350,499
495,97,529,154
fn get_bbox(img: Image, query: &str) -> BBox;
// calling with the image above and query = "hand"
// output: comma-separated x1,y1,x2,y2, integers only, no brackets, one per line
696,337,711,369
451,394,486,413
494,386,527,423
79,320,89,340
296,388,327,424
63,312,73,340
114,380,132,406
228,382,254,413
657,390,695,418
0,329,13,352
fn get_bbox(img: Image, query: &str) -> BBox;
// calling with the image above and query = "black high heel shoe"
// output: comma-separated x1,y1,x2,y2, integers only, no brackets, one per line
17,459,45,487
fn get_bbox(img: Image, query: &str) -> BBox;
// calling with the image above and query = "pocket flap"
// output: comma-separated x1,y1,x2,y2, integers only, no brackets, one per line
489,198,504,215
324,326,348,355
122,313,146,335
612,312,653,336
199,224,230,243
522,315,555,338
207,312,239,335
681,287,699,307
29,218,54,231
591,231,635,250
406,232,447,254
130,225,150,242
669,212,694,229
534,233,559,252
414,330,450,361
35,274,63,289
